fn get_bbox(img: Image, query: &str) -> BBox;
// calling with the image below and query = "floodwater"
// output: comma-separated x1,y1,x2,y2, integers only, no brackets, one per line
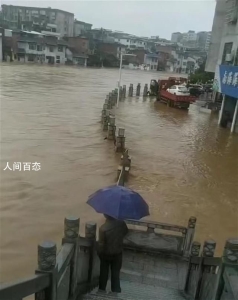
0,64,237,282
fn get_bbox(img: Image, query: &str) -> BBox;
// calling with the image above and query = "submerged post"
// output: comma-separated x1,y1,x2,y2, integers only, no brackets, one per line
102,110,110,131
136,83,141,96
128,84,133,97
115,127,126,152
122,85,126,98
107,115,116,140
143,84,148,97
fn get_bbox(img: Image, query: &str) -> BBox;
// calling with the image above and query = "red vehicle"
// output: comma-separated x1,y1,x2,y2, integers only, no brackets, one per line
157,77,196,109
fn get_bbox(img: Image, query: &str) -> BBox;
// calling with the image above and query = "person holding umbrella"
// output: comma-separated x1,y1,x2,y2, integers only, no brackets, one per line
87,185,150,294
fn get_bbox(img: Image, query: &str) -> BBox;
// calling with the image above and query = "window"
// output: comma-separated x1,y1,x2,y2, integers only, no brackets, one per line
29,43,36,50
56,56,60,63
222,42,233,64
183,62,187,66
40,10,46,15
58,45,63,52
49,46,54,52
52,28,56,32
37,45,42,51
154,65,157,70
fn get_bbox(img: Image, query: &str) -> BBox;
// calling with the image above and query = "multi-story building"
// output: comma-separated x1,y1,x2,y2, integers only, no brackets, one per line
171,32,183,43
206,0,238,133
74,20,92,37
1,5,74,37
197,31,212,51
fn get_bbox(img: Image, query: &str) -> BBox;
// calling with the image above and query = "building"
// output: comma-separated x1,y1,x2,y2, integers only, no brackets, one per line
205,0,228,73
206,0,238,133
98,42,126,59
10,31,67,63
74,20,92,36
1,5,74,37
197,31,212,51
144,53,158,70
171,32,182,43
64,36,89,66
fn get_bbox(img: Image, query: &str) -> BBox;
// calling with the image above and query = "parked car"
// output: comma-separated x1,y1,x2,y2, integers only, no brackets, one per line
189,87,203,97
167,85,190,96
203,84,213,92
188,84,204,94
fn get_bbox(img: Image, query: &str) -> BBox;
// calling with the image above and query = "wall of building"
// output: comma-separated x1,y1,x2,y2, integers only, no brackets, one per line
16,41,66,63
55,11,74,37
205,0,228,72
67,37,89,55
144,55,158,70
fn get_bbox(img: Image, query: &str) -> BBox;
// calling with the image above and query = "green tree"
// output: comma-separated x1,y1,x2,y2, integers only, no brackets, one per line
189,62,214,84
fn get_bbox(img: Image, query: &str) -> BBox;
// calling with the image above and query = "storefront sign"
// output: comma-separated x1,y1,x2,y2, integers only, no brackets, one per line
219,65,238,98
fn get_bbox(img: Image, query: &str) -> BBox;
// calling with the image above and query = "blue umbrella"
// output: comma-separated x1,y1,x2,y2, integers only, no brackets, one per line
87,185,150,220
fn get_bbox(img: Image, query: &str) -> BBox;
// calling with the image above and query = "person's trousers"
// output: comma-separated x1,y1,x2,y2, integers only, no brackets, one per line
98,253,122,293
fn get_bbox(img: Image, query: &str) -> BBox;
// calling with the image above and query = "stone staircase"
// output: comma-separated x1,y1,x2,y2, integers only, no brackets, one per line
80,251,191,300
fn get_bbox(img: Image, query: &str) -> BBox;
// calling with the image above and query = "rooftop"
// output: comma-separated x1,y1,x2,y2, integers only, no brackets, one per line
1,4,74,16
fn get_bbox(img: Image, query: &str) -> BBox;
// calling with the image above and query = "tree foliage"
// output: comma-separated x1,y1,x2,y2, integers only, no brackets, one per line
189,62,214,84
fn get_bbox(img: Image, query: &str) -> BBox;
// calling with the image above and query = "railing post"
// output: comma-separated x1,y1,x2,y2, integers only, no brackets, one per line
107,115,116,140
85,222,97,283
136,83,141,96
184,241,201,293
122,85,126,98
215,238,238,300
35,241,57,300
191,241,201,258
194,240,216,300
62,216,80,297
143,84,148,97
115,128,126,153
184,216,197,257
128,84,133,97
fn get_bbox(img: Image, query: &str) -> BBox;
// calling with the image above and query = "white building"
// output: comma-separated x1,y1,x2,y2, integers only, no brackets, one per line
206,0,238,133
144,53,158,70
16,32,67,64
114,36,147,49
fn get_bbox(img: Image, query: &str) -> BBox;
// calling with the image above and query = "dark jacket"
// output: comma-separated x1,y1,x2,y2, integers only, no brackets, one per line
98,219,128,256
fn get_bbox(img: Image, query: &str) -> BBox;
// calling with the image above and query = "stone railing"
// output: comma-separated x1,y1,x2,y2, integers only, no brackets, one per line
0,217,100,300
124,217,196,257
185,238,238,300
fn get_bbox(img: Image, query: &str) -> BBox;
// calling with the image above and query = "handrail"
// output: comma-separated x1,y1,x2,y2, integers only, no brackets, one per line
0,274,50,300
56,243,74,282
126,219,187,234
117,167,125,186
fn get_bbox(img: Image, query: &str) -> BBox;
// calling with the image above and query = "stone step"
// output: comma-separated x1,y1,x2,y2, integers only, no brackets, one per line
80,280,190,300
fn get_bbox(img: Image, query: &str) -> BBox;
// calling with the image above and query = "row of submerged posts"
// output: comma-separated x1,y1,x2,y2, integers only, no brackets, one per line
101,87,131,186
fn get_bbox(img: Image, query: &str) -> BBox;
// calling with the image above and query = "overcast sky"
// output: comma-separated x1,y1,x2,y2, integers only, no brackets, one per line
2,0,216,39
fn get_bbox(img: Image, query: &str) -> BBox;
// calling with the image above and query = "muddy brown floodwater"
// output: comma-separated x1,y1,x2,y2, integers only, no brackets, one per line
0,64,237,283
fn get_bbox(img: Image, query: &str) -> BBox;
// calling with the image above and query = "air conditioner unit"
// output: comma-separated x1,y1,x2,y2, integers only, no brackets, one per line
225,53,233,62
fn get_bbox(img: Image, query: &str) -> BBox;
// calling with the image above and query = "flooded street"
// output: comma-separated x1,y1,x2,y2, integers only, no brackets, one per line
0,64,238,282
